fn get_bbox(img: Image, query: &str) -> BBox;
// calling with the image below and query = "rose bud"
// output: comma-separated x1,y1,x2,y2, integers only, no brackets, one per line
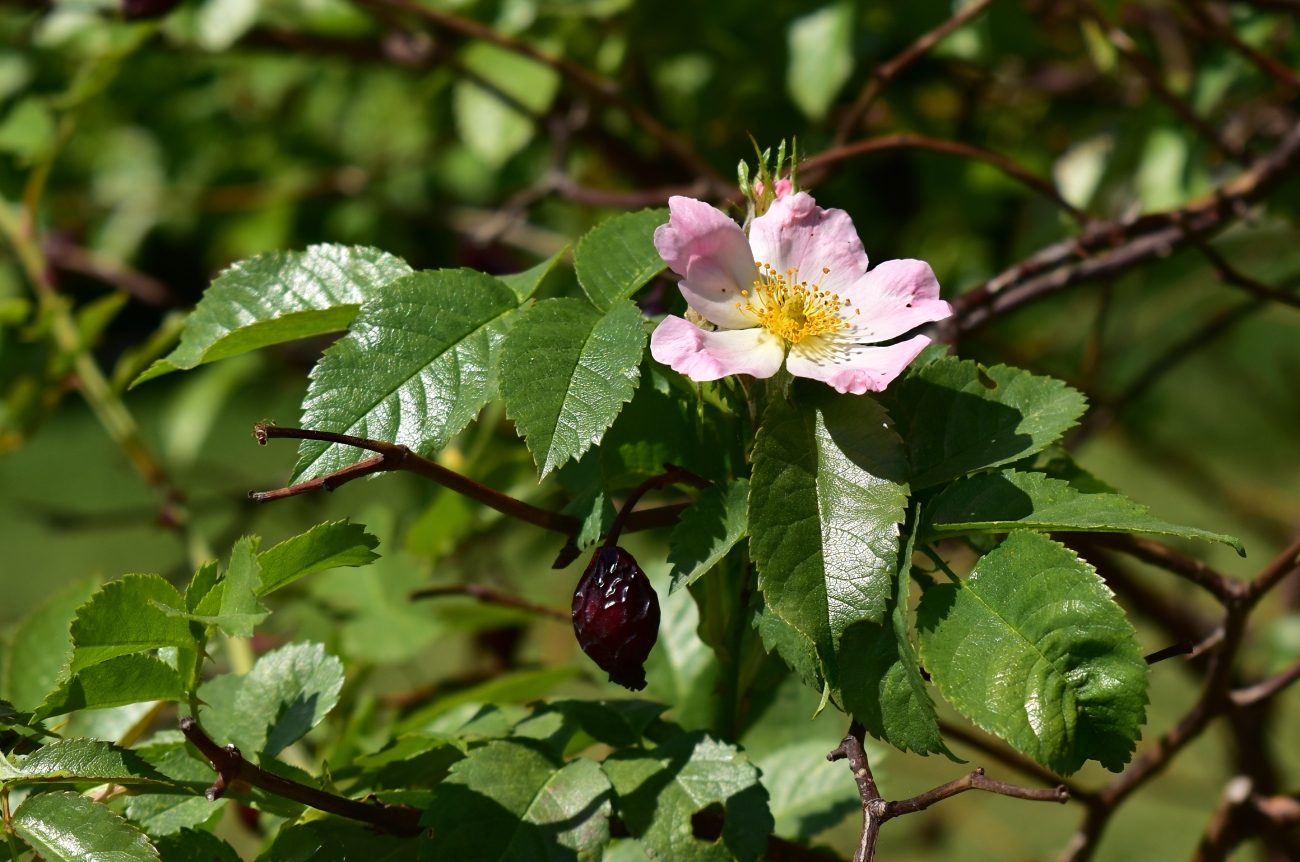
571,545,660,691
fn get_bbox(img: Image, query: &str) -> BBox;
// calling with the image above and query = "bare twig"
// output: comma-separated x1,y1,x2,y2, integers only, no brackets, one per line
1178,224,1300,309
829,0,997,149
1231,657,1300,707
1145,640,1196,664
43,234,175,307
249,425,695,539
828,724,1067,862
1190,776,1256,862
1247,535,1300,602
937,721,1089,800
1178,0,1300,91
179,717,422,836
1075,533,1243,604
801,133,1088,223
409,584,569,620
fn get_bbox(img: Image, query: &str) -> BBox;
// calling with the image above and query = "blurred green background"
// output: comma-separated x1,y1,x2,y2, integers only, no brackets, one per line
2,0,1299,858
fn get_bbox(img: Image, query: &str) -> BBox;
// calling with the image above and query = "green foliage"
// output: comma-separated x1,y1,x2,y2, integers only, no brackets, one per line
603,732,772,862
500,297,646,476
3,575,98,711
891,358,1089,490
422,739,612,860
257,519,380,595
748,385,909,695
575,209,669,310
38,655,187,719
259,819,419,862
917,531,1150,775
923,469,1244,553
198,642,344,759
5,738,172,787
11,792,159,862
135,245,412,385
68,574,197,673
294,269,530,481
668,479,749,593
154,830,240,862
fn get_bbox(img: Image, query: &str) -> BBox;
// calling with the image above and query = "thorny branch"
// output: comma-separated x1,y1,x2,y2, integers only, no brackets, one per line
180,717,422,836
827,723,1068,862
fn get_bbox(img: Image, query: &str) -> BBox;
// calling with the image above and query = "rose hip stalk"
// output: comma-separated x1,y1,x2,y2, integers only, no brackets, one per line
571,466,710,691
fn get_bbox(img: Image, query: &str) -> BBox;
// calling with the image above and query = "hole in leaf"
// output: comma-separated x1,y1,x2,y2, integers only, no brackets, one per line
691,802,726,842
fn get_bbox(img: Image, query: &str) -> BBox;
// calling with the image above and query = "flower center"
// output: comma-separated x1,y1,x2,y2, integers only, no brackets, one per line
733,263,859,344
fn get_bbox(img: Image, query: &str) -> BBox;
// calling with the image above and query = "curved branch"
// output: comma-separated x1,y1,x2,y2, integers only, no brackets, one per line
409,584,569,620
802,133,1088,223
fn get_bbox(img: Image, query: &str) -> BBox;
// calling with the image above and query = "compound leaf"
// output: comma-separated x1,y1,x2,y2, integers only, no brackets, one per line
574,209,668,310
12,792,159,862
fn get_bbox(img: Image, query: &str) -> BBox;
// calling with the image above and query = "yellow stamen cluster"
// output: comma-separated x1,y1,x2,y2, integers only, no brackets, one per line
733,263,860,344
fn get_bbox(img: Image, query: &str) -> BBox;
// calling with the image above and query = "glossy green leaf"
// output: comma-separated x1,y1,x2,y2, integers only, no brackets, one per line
748,386,909,692
354,734,465,790
602,731,771,862
167,536,268,638
890,357,1088,490
134,244,411,385
923,469,1244,553
198,642,344,758
260,819,419,862
38,655,187,719
3,575,99,711
7,738,172,787
421,739,612,861
574,208,668,310
258,520,380,595
154,830,240,862
12,792,159,862
668,479,748,593
500,297,646,476
917,531,1149,775
68,574,197,673
294,268,523,481
498,248,567,304
837,519,953,759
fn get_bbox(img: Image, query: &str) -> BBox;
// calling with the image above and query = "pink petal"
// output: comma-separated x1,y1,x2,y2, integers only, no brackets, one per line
842,259,953,344
654,196,756,329
650,315,785,382
748,192,869,296
786,333,932,395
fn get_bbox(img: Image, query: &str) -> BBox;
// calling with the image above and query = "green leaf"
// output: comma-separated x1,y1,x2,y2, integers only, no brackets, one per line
519,700,669,753
294,268,524,482
500,297,646,476
786,3,855,120
353,734,465,790
748,386,909,691
453,42,560,168
421,739,612,861
3,575,99,711
169,536,269,638
259,520,379,595
37,655,187,719
69,574,197,673
754,740,859,841
259,819,419,862
498,248,567,304
184,562,219,614
837,519,953,759
134,244,412,386
154,830,240,862
395,667,578,735
198,642,344,759
7,738,173,788
574,209,669,310
668,479,749,593
125,740,224,836
917,531,1149,775
890,357,1088,490
923,469,1244,553
12,792,159,862
602,731,771,862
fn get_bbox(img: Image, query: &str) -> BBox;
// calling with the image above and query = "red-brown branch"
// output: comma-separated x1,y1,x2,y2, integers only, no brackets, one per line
409,584,569,619
180,717,421,835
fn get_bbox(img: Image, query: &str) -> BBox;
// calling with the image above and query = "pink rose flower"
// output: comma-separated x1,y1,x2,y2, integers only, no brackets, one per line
649,193,953,394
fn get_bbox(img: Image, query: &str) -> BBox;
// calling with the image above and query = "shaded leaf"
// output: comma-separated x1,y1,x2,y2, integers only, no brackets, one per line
787,3,855,120
499,248,567,304
12,792,159,862
198,642,344,759
421,739,612,861
574,209,668,310
258,818,420,862
602,731,771,862
3,575,99,711
294,268,524,481
500,297,646,476
154,830,240,862
917,531,1149,775
923,469,1243,553
890,357,1088,490
668,479,748,593
8,738,173,788
38,655,187,720
135,244,411,385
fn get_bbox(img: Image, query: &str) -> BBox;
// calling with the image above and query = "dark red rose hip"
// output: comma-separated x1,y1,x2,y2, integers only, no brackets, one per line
571,546,660,691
